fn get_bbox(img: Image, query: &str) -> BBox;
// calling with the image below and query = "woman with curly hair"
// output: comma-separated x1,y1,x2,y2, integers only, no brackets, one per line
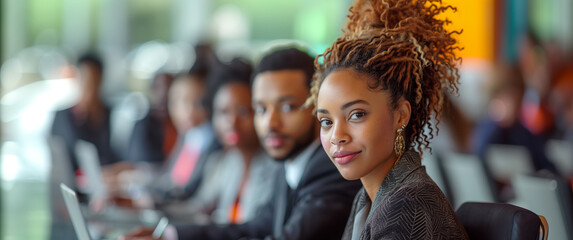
305,0,469,239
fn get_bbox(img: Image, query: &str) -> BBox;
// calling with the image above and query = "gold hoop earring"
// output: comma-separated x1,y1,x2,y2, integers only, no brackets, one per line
393,125,406,161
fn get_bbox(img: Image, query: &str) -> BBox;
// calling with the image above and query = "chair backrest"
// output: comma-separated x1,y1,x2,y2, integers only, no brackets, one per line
512,174,573,240
456,202,543,240
485,144,534,183
442,152,496,209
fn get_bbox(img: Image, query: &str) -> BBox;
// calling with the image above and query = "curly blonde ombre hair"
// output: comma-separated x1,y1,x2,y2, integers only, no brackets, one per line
305,0,462,152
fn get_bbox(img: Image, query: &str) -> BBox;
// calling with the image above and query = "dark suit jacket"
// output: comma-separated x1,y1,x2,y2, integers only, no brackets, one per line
176,143,362,240
342,150,469,240
127,112,169,165
50,107,119,171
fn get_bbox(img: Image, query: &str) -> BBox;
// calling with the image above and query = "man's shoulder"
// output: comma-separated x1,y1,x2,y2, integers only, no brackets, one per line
303,146,337,179
299,146,361,195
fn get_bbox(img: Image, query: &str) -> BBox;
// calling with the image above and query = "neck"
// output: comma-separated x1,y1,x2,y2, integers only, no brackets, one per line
360,153,399,202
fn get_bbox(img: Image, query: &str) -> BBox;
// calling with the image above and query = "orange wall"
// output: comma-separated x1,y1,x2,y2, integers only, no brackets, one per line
442,0,495,61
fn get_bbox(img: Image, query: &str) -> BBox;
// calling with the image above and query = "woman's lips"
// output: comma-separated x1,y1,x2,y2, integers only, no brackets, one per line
333,151,361,165
265,136,285,148
224,131,239,145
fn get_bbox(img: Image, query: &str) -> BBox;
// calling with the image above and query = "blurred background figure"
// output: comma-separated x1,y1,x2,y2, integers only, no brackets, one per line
50,53,119,183
147,63,221,209
549,64,573,143
473,64,557,173
518,32,556,138
472,63,558,202
127,73,177,167
203,58,279,224
48,52,120,239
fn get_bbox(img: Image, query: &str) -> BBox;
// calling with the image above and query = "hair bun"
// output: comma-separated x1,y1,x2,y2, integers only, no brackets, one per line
308,0,462,153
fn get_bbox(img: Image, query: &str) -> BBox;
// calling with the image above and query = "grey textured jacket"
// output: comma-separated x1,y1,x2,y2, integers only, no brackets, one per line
342,150,469,240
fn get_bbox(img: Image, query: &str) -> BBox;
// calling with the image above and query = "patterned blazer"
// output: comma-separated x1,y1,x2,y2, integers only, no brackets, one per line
342,150,469,240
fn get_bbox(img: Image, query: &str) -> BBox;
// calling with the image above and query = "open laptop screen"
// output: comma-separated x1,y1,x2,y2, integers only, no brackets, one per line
60,183,92,240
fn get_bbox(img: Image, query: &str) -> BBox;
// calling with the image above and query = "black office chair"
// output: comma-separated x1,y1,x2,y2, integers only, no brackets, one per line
456,202,548,240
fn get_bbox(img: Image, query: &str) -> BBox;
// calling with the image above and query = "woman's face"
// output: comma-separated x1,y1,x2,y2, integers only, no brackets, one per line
213,82,258,151
316,68,407,181
168,76,208,134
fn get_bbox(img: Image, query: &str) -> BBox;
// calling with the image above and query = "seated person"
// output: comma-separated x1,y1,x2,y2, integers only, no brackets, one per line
107,66,221,210
148,67,221,206
186,59,280,224
51,52,119,185
307,0,469,238
473,64,557,173
127,73,177,168
49,52,120,239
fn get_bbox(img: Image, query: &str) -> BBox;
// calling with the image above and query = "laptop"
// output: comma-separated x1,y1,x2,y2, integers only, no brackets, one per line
60,183,97,240
60,183,168,240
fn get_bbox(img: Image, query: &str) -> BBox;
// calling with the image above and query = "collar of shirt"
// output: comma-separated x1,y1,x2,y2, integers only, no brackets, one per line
284,139,320,189
183,122,214,152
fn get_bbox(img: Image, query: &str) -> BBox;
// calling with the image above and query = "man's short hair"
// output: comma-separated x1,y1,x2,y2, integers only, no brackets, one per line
77,52,103,74
252,47,315,87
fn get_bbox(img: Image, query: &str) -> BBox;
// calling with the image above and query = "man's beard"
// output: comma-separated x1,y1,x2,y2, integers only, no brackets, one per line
271,123,317,161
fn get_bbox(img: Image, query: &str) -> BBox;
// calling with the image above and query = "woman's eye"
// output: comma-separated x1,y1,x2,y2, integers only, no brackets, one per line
254,106,265,115
281,104,294,112
350,112,367,120
319,119,332,127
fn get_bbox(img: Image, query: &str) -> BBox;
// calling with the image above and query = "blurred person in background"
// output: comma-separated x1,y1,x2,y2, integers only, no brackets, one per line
50,52,120,184
127,73,178,167
100,73,179,206
195,58,280,224
472,64,557,175
518,32,555,138
103,50,223,212
549,65,573,143
146,66,221,207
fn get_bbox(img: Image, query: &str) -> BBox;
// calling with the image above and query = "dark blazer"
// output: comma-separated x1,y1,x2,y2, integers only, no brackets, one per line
176,143,362,240
342,150,469,240
127,112,168,165
50,107,119,171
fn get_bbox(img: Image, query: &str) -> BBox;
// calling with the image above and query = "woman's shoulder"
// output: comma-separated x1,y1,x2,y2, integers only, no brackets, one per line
384,179,448,209
364,180,468,239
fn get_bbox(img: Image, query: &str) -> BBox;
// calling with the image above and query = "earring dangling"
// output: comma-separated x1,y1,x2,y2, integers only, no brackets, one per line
393,125,406,162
